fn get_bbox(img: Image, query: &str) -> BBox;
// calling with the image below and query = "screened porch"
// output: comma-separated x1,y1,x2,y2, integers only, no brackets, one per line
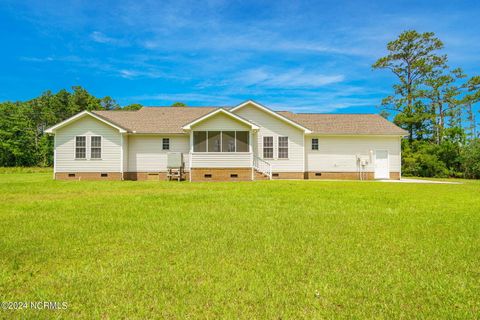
188,130,253,168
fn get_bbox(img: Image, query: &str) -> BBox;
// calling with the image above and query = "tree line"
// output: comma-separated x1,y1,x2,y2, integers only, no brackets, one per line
373,30,480,178
0,87,143,167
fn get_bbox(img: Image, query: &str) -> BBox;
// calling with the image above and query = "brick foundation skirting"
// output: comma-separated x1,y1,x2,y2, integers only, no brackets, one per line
55,172,122,181
389,172,401,180
124,172,167,181
124,172,190,181
191,168,252,182
56,170,401,181
271,172,305,179
306,172,401,180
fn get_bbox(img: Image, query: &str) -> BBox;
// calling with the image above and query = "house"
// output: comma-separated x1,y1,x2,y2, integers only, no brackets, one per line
45,100,408,181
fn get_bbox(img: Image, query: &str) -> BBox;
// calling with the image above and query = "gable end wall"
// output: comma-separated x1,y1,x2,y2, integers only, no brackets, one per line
55,116,122,173
233,104,305,172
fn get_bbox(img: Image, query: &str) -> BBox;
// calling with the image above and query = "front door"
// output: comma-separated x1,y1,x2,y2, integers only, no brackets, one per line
374,150,389,179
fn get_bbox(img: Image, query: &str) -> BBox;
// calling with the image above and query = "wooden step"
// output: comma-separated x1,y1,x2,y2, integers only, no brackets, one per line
254,170,270,180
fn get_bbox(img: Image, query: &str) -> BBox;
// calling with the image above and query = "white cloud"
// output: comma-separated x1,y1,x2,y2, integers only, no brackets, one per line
91,31,128,46
226,68,345,89
126,93,234,106
118,68,173,79
124,84,381,113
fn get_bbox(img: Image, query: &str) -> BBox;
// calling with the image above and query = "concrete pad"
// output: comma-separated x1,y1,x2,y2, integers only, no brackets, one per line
378,178,461,184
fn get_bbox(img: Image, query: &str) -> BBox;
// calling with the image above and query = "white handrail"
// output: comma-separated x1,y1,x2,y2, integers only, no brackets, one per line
253,155,272,179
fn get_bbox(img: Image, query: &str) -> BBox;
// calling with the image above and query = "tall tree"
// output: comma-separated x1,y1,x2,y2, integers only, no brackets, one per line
465,76,480,139
422,68,466,144
373,30,446,141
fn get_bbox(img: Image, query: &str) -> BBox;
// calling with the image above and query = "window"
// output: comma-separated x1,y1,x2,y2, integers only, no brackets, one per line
162,138,170,150
193,131,249,153
222,131,236,152
207,131,221,152
75,136,86,159
312,138,319,150
278,137,288,159
236,131,249,152
90,136,101,159
193,131,207,152
263,136,273,159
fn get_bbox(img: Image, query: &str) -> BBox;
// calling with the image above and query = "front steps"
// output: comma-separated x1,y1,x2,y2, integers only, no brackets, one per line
254,169,270,180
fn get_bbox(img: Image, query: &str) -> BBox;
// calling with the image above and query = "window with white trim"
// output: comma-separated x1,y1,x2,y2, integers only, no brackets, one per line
75,136,86,159
278,136,288,159
90,136,102,159
162,138,170,150
312,138,319,150
263,136,273,159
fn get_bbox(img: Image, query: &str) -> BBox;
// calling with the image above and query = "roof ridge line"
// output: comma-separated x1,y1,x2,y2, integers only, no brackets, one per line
293,112,379,115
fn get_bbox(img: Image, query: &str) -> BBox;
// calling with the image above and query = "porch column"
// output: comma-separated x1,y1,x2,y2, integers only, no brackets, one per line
249,131,253,153
250,130,254,180
189,130,193,153
189,131,193,182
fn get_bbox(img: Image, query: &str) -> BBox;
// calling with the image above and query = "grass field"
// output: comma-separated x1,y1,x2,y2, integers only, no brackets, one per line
0,171,479,319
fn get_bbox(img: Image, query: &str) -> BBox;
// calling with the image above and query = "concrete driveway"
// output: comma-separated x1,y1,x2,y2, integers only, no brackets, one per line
378,178,461,184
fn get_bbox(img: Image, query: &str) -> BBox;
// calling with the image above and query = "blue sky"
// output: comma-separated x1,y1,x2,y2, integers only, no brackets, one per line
0,0,479,113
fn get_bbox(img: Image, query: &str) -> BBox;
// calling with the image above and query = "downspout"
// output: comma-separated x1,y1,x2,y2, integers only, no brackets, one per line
302,132,306,179
399,136,402,179
250,130,254,181
120,133,124,180
189,130,193,182
53,133,56,180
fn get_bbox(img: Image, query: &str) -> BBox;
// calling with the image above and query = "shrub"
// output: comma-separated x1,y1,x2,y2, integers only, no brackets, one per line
461,139,480,179
402,140,449,177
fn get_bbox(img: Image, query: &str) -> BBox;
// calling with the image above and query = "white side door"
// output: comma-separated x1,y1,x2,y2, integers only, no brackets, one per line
374,150,389,179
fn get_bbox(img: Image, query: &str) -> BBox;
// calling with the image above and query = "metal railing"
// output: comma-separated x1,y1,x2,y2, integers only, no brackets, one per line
253,155,272,180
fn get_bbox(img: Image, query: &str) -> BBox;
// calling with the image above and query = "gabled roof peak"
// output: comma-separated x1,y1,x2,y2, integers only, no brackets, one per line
181,108,259,130
230,100,312,133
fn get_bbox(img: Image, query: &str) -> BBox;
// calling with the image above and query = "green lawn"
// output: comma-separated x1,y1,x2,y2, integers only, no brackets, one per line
0,172,479,319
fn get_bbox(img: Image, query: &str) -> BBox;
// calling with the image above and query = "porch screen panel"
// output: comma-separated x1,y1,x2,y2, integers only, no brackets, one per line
193,131,207,152
222,131,236,152
207,131,221,152
236,131,249,152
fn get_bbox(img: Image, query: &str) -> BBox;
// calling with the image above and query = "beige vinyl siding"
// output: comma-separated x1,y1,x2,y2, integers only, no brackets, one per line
55,116,121,172
234,103,304,172
191,112,251,131
190,153,252,168
127,135,189,172
122,134,128,172
305,136,401,172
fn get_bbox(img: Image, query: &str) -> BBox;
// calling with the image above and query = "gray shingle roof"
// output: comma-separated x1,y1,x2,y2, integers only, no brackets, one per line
93,107,217,133
277,112,408,135
92,107,407,135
